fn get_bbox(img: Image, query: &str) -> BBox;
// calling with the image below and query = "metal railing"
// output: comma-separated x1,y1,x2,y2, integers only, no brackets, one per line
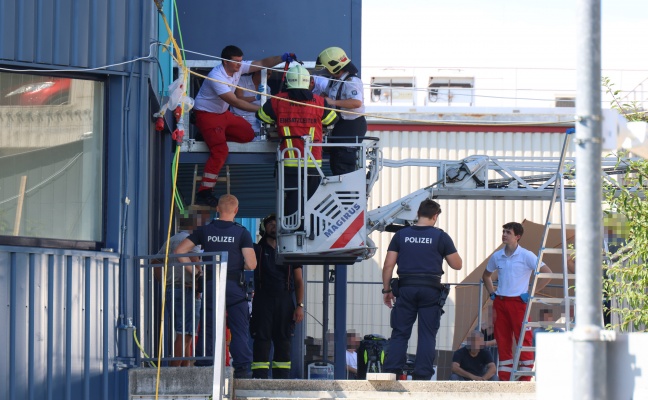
134,251,229,398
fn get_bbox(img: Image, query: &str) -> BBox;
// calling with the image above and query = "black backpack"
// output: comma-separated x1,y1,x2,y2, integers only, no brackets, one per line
356,334,389,379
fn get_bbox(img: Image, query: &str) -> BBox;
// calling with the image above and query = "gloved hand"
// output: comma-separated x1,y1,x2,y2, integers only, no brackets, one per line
489,292,496,301
520,292,530,303
255,84,265,100
281,52,297,63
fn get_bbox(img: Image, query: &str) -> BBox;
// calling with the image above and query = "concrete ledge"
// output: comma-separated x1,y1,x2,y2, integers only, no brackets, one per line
235,379,535,400
129,366,234,398
129,369,535,400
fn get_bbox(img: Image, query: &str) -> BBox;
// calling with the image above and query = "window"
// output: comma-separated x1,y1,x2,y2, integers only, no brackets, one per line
555,96,576,108
369,77,416,105
0,71,104,243
426,77,475,106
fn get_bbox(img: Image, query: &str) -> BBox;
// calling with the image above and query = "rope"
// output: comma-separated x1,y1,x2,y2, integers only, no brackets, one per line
179,56,578,127
153,2,190,399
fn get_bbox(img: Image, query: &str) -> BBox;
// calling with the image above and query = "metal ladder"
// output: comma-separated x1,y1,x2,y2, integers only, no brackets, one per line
189,164,230,209
510,129,577,381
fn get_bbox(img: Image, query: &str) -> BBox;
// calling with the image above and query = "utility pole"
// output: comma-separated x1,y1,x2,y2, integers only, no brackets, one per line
574,0,606,399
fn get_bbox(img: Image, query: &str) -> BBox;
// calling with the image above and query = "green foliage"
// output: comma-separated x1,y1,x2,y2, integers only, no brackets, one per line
602,77,648,123
601,77,648,332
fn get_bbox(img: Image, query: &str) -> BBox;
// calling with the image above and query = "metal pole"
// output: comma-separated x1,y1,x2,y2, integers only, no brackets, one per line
322,265,330,363
574,0,606,398
333,265,348,379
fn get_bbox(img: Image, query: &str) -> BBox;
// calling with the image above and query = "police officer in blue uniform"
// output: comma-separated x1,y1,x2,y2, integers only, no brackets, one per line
381,199,463,380
175,194,257,378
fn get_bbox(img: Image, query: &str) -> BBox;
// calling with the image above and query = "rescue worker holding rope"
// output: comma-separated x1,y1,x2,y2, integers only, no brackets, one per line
193,45,297,207
249,214,305,379
381,199,463,380
256,64,338,221
315,47,367,176
174,194,257,378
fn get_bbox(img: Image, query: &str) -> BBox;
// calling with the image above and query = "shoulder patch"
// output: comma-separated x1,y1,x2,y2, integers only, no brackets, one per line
351,90,358,95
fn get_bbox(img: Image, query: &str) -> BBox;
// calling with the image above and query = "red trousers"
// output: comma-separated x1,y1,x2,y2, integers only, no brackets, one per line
493,296,534,381
195,110,254,189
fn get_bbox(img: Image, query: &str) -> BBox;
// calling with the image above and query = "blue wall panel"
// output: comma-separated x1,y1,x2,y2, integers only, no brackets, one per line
175,0,362,69
0,0,155,72
0,247,119,400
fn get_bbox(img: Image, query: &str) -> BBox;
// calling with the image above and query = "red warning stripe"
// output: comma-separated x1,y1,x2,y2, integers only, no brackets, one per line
330,211,365,249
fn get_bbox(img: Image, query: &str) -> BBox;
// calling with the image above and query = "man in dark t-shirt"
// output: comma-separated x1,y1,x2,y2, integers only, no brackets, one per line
381,199,463,380
450,330,498,381
175,194,257,378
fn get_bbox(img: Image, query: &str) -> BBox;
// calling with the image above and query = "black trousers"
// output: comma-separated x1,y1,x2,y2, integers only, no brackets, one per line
328,116,367,176
283,167,321,220
250,290,295,378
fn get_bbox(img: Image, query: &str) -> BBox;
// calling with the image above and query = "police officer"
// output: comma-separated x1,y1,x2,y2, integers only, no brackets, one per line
315,47,366,176
175,194,257,378
250,214,304,378
381,199,462,380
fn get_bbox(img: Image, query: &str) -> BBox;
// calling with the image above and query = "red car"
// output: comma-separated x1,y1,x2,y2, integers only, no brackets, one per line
0,75,71,106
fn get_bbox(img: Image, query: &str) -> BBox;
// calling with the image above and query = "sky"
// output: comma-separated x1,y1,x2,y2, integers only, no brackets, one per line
362,0,648,71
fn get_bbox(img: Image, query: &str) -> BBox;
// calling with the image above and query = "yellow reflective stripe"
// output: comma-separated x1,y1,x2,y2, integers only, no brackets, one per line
284,159,322,167
251,362,270,370
309,127,315,141
257,107,274,124
321,109,337,125
284,127,297,160
272,361,291,369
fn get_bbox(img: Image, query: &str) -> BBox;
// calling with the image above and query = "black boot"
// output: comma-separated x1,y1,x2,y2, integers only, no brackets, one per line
195,189,218,207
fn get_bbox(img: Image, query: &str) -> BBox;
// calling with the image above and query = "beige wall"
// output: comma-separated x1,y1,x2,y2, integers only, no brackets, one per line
305,128,576,354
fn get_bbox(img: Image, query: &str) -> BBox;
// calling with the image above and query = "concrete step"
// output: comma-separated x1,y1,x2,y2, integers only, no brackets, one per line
235,379,536,400
129,367,536,400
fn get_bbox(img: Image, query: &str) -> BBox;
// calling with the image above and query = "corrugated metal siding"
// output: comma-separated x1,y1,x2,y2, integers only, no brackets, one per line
0,246,119,400
0,0,153,72
175,0,362,68
305,129,576,354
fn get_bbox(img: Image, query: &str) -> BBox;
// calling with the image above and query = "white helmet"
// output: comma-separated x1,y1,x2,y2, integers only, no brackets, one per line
315,47,351,74
285,64,310,90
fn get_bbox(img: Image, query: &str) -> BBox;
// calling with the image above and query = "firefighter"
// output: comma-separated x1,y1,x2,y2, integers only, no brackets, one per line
249,214,304,379
256,64,338,221
315,47,367,176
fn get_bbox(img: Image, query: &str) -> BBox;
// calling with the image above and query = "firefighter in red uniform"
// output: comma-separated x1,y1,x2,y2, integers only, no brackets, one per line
256,64,338,220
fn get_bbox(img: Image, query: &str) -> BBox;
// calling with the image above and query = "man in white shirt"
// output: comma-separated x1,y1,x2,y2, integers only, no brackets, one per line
193,45,296,207
482,222,552,381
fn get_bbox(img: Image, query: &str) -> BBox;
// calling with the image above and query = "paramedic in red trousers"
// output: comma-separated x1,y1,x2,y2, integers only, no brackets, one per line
256,64,338,220
174,194,257,378
250,214,305,379
482,222,552,381
314,47,366,176
381,199,463,380
193,45,297,207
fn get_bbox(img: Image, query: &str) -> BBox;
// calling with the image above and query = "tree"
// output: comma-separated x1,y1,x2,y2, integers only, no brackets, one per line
601,78,648,332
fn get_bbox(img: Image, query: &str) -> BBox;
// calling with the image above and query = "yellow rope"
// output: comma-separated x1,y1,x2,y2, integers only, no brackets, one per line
133,328,157,368
154,2,188,399
179,57,577,127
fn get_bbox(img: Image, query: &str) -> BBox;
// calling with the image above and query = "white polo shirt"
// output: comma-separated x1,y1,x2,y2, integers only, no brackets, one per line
323,72,365,120
486,245,542,296
194,61,252,114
